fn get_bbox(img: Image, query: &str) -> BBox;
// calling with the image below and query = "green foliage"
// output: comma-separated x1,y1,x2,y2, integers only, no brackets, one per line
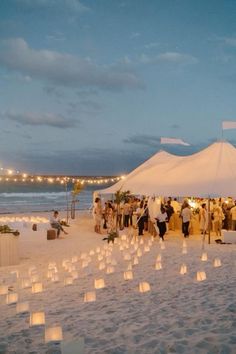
103,230,119,243
71,181,84,199
0,225,20,236
114,190,130,204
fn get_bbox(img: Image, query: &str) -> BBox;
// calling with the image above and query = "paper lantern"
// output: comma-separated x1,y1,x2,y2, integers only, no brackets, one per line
45,326,63,343
155,262,162,270
180,264,187,275
84,291,96,303
97,254,103,261
119,246,124,251
30,311,45,326
99,262,106,270
144,246,150,253
94,278,105,289
51,274,59,283
47,270,55,279
32,282,43,294
196,271,206,282
106,257,112,264
10,270,19,279
133,256,139,265
182,247,187,254
114,237,118,244
127,262,132,271
48,262,57,269
71,256,78,263
89,250,95,256
31,274,40,283
183,240,187,248
106,266,115,274
80,253,88,260
64,277,73,286
140,239,144,245
139,282,150,293
124,253,131,261
156,254,162,262
81,261,89,268
201,252,208,261
96,247,101,253
0,285,8,295
62,259,70,267
213,258,222,267
124,271,133,280
21,278,31,289
16,301,29,314
137,249,142,257
121,234,127,241
6,292,18,305
130,239,135,245
71,271,79,280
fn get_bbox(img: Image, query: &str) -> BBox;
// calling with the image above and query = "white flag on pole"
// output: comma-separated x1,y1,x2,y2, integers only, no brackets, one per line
160,137,190,146
222,121,236,130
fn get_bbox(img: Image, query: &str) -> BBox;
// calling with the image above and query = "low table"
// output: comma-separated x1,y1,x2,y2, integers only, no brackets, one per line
0,234,19,266
222,230,236,244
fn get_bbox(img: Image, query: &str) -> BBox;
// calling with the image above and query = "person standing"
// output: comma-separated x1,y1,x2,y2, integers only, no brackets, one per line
123,199,130,228
165,200,174,233
181,201,192,238
93,197,103,234
155,205,168,240
199,203,208,235
136,201,145,236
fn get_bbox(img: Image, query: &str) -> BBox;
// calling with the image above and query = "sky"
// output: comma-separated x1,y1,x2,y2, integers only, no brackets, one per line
0,0,236,175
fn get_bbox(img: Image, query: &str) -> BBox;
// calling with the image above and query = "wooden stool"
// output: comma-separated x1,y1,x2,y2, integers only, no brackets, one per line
47,229,56,240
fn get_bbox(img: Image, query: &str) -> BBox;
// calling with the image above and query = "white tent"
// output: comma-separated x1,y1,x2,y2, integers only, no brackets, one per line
98,141,236,198
98,150,182,195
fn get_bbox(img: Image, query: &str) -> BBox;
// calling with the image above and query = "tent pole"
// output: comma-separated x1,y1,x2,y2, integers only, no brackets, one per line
208,197,211,244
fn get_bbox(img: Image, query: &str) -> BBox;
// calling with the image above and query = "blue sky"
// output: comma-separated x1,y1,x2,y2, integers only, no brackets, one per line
0,0,236,175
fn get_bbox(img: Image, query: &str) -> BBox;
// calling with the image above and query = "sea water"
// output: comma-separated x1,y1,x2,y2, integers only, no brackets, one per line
0,181,113,214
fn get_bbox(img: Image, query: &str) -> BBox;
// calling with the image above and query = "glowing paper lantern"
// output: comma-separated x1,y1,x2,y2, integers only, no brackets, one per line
183,240,187,248
124,253,131,261
32,282,43,294
48,262,57,269
94,278,105,289
81,261,89,268
51,274,59,283
156,254,162,262
71,256,78,263
30,311,45,326
155,262,162,270
99,262,106,270
140,239,144,245
10,270,19,279
84,291,96,303
182,247,187,254
106,257,112,264
180,264,187,275
71,271,79,280
213,258,222,267
21,278,31,289
0,285,8,295
139,282,150,293
89,250,95,256
121,234,127,241
64,277,73,286
62,259,70,268
201,252,208,262
137,249,142,257
124,271,133,280
6,292,18,304
80,253,88,260
133,256,139,265
31,274,40,283
127,262,132,271
97,254,103,261
47,270,55,279
96,247,101,253
144,246,150,253
119,246,124,251
106,266,115,274
16,301,29,314
45,326,63,343
114,237,118,244
28,266,37,275
196,271,206,282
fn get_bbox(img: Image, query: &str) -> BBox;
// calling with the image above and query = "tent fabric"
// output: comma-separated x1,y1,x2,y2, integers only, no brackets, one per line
98,150,181,195
97,141,236,198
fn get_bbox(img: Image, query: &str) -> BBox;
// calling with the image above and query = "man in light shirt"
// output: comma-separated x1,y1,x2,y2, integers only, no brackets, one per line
181,201,192,238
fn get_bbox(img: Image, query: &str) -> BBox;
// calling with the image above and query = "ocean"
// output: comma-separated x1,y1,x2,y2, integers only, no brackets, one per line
0,181,113,214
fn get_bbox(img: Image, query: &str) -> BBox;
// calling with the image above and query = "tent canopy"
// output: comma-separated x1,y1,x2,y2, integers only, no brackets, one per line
98,141,236,198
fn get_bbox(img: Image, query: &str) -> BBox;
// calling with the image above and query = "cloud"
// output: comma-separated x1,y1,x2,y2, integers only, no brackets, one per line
2,110,77,128
130,32,140,39
15,0,89,13
140,52,198,65
216,36,236,47
144,42,159,49
0,38,143,91
123,134,161,148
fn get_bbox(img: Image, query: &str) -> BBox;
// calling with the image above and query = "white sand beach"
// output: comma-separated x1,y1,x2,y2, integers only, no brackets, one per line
0,212,236,354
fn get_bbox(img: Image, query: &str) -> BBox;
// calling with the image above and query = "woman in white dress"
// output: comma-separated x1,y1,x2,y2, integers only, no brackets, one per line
199,203,208,235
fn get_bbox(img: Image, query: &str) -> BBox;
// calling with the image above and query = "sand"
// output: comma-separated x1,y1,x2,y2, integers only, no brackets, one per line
0,211,236,354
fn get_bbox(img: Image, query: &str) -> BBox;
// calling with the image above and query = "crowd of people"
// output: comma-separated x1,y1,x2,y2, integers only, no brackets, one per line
92,196,236,241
